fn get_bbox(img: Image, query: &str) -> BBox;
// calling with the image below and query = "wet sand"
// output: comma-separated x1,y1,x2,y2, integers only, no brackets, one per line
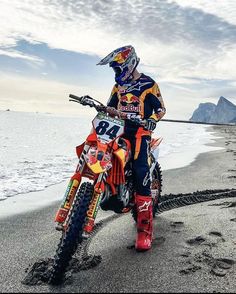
0,125,235,293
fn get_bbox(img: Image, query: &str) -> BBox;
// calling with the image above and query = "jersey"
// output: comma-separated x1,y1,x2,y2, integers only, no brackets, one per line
107,73,166,135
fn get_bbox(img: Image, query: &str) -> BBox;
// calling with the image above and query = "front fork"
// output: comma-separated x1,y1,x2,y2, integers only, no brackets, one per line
83,173,105,234
54,173,82,229
54,145,90,230
54,169,105,234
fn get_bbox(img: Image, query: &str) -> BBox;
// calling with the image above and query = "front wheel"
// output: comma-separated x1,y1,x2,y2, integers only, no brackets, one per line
131,162,162,222
49,182,93,285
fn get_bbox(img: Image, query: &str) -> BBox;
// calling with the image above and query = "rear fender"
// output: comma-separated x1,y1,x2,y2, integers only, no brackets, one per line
150,137,163,163
150,137,163,151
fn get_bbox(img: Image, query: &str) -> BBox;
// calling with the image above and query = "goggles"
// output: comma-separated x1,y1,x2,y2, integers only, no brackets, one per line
112,66,122,76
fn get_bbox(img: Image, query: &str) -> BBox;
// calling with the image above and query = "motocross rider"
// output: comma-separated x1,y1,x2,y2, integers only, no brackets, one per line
97,45,166,251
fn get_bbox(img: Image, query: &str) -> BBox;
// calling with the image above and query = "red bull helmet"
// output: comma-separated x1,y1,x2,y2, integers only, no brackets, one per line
97,45,140,86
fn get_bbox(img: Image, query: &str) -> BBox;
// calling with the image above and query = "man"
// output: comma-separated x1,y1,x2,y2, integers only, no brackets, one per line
97,45,166,251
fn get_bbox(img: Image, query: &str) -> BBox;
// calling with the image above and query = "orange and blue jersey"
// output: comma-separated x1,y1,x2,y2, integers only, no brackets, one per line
107,73,166,135
107,73,166,196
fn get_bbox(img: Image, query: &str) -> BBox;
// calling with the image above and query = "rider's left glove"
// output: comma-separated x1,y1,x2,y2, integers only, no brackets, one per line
144,118,157,131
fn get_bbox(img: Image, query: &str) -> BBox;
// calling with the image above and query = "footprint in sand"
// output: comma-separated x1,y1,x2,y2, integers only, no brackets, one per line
209,231,225,241
209,231,223,237
225,201,236,208
153,236,166,246
211,258,235,277
179,264,202,275
179,252,235,277
180,232,235,278
186,236,206,246
179,250,192,258
170,221,184,233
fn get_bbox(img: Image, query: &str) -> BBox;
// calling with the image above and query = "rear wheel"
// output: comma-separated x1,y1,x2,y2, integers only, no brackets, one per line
152,162,162,217
49,182,93,285
131,163,162,222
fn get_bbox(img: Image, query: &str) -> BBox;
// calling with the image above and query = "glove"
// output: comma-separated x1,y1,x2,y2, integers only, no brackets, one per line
144,118,157,131
80,95,90,105
95,105,107,112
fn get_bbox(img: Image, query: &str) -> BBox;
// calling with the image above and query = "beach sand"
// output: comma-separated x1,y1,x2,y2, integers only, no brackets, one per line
0,125,235,293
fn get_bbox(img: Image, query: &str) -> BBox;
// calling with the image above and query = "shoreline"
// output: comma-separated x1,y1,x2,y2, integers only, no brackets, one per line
158,122,224,171
0,125,227,219
0,112,224,203
162,125,236,195
0,125,235,292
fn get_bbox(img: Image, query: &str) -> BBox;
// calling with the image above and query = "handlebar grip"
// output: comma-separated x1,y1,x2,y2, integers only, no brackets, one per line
69,94,81,100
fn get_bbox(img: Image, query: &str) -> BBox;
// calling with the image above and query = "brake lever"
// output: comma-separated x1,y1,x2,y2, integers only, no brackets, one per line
69,98,81,104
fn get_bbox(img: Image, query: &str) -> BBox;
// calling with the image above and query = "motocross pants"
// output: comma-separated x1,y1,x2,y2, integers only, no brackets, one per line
123,134,152,197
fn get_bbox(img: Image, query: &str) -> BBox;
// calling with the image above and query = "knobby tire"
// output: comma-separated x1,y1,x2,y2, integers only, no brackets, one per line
49,182,93,285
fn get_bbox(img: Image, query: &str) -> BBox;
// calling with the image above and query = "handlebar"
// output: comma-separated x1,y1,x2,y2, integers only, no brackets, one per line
69,94,146,127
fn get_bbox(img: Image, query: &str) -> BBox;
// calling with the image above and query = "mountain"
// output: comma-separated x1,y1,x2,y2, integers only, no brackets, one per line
190,96,236,124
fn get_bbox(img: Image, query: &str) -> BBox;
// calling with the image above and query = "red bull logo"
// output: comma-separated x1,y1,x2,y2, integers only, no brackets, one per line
114,48,132,64
119,93,140,113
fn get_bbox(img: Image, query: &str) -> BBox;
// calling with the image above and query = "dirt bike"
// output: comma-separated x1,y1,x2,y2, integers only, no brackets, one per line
49,94,163,284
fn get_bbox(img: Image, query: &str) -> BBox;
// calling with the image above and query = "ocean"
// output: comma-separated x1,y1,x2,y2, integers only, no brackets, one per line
0,110,222,202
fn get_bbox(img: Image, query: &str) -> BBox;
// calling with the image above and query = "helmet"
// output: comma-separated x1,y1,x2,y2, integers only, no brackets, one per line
97,45,140,86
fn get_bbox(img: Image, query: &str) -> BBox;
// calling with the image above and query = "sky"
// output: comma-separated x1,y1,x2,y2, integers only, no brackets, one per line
0,0,236,119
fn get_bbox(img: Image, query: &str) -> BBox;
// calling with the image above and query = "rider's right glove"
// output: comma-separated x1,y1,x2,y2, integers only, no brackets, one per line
144,118,157,131
80,95,89,105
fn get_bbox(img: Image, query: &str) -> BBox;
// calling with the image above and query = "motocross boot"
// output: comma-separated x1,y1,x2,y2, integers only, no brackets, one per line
135,195,153,251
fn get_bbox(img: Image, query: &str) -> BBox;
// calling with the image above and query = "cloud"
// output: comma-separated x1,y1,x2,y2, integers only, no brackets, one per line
1,0,236,85
0,72,108,115
0,0,235,119
172,0,236,25
0,48,44,65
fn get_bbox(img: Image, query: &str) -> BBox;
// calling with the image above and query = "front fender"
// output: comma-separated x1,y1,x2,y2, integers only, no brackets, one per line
85,145,112,174
76,142,85,158
86,161,108,174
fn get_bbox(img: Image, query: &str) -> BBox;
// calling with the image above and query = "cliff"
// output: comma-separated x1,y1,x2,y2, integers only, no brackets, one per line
190,96,236,124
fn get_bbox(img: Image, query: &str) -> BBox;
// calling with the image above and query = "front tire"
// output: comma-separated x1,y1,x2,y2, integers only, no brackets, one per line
49,182,93,285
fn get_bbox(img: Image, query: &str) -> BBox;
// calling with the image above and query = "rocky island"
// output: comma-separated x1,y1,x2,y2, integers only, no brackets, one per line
190,96,236,124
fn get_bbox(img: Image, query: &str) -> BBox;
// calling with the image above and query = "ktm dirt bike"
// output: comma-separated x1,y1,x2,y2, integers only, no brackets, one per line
49,94,163,284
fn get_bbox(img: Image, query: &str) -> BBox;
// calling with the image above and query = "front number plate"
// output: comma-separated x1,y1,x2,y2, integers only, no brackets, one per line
92,113,124,143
